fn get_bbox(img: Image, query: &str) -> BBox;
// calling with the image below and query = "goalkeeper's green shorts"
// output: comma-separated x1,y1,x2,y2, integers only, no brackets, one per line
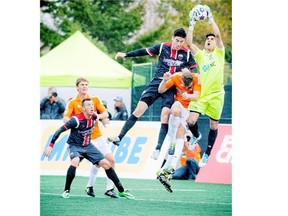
188,90,225,121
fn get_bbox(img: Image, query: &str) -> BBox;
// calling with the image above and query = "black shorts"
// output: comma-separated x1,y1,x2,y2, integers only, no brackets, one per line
140,77,176,109
68,144,105,165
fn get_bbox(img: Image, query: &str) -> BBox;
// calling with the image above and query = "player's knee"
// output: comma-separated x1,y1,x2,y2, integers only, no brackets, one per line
171,106,181,117
160,107,171,122
105,154,116,166
187,119,196,125
210,120,219,130
71,157,80,167
99,159,112,170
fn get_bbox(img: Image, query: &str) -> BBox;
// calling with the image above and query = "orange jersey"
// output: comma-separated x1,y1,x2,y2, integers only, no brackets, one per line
165,73,201,108
64,94,106,139
180,143,201,167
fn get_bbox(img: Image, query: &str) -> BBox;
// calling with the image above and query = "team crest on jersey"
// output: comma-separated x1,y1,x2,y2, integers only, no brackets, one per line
178,54,183,61
209,53,214,61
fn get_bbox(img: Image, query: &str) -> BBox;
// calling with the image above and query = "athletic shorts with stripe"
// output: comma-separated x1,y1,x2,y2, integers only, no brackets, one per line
68,144,105,165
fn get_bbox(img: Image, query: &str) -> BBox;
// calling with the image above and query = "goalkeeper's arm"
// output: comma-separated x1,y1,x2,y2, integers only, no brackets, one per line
187,9,198,55
204,5,224,49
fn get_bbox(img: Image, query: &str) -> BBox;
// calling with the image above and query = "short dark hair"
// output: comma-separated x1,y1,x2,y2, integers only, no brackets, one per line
174,28,186,38
82,98,91,106
205,33,215,39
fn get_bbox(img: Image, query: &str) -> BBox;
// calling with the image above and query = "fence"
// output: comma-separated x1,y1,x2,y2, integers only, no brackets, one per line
131,62,232,124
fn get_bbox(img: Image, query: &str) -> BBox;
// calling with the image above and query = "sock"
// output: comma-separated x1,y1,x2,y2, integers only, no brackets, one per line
106,178,115,191
160,147,170,168
105,168,124,193
155,123,169,150
162,154,174,169
160,159,166,168
188,122,200,138
170,138,184,169
206,129,218,155
64,165,76,191
118,114,138,140
86,165,99,188
167,115,181,144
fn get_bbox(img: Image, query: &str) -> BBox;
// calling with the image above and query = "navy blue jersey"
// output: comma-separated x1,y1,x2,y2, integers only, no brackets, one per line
126,42,197,78
50,112,97,146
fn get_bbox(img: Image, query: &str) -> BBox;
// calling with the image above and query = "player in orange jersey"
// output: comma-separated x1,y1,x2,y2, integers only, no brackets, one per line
63,77,118,198
155,69,201,192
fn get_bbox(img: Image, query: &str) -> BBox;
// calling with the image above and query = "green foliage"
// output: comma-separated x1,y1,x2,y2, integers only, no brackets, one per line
40,0,144,55
156,0,232,63
40,0,232,64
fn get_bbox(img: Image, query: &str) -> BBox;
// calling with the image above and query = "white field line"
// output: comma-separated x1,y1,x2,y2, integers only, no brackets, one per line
40,191,231,206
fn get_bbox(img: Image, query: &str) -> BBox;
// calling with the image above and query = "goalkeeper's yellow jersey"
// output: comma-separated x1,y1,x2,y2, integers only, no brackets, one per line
194,46,225,97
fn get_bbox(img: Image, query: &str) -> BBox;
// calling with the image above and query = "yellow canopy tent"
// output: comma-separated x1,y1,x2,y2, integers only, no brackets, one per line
40,31,145,88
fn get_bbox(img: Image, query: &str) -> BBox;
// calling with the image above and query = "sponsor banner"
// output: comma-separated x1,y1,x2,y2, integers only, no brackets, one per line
41,120,232,182
40,120,171,179
195,124,232,184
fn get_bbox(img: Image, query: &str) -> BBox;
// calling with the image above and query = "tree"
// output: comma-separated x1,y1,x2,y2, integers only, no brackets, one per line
40,0,232,64
40,0,144,56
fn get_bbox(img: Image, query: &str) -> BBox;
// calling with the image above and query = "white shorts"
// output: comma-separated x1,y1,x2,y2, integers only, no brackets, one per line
171,101,189,128
91,136,112,156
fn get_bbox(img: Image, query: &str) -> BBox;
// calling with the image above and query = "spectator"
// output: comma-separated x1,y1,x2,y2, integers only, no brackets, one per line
112,96,128,120
40,86,66,119
102,100,112,120
172,137,201,180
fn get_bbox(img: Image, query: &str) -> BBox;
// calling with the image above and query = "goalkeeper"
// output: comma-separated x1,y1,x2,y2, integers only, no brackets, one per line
187,5,225,167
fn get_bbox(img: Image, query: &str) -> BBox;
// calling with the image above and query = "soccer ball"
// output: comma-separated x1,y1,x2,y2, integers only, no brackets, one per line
190,5,208,21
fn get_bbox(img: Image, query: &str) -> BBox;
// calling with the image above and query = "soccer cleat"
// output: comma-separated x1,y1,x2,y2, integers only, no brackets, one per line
107,136,121,146
156,169,163,179
156,168,171,182
104,188,118,198
198,153,209,168
163,165,175,176
61,190,70,198
158,173,173,193
151,149,160,160
85,186,95,197
118,190,135,200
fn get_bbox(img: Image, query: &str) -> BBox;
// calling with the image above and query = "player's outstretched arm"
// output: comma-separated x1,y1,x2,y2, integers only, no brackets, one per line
187,9,198,55
204,5,224,49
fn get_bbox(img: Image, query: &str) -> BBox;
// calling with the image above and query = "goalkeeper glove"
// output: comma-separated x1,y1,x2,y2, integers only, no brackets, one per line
189,10,197,31
204,5,215,24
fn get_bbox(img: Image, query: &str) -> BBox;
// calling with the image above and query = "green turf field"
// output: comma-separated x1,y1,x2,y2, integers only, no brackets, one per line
40,175,232,216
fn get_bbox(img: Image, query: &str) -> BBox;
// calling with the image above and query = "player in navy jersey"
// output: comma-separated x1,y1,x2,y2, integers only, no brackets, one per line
43,98,135,199
109,28,197,159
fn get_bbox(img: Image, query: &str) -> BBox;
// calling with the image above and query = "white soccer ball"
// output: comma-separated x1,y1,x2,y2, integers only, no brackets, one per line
190,5,208,21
